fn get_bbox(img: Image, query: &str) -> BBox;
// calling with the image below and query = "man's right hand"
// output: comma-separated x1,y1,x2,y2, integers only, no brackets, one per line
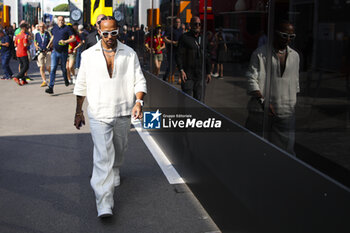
180,70,187,83
269,104,276,117
74,112,85,130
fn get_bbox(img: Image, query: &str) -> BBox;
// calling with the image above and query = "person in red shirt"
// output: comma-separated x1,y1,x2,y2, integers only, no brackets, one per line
145,25,165,76
66,23,83,84
13,23,30,86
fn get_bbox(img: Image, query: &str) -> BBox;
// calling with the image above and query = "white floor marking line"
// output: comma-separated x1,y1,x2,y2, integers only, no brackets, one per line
132,121,185,184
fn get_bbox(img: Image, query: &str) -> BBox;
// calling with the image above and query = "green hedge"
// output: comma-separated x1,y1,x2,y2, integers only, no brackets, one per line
53,4,69,12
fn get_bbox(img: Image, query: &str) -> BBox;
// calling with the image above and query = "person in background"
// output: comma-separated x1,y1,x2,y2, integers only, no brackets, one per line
207,31,218,78
28,26,36,60
127,25,136,49
119,25,128,44
135,24,145,56
185,23,191,32
0,30,14,80
32,24,39,37
13,23,30,86
5,26,15,60
82,14,105,51
145,25,165,76
14,20,28,77
12,23,16,32
14,20,26,37
137,25,147,66
45,16,76,94
6,25,14,39
181,23,186,33
34,22,51,87
176,16,211,101
75,24,86,70
67,23,82,84
83,24,90,34
163,17,183,83
215,28,227,78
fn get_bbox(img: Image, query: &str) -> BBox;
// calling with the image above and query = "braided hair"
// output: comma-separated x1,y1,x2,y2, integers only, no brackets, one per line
99,16,119,28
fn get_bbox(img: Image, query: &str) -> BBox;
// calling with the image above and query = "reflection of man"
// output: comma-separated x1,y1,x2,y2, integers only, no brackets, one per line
73,16,147,218
176,16,211,101
45,16,75,94
163,17,183,83
246,20,299,154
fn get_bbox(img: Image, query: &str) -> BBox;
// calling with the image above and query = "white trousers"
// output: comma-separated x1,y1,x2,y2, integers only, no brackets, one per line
88,113,131,216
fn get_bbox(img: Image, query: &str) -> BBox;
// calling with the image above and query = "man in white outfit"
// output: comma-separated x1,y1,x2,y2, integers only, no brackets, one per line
73,16,147,218
246,20,299,155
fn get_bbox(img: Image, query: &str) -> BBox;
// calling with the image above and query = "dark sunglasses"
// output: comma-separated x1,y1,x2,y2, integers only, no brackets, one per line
276,31,296,40
192,22,201,26
99,29,119,38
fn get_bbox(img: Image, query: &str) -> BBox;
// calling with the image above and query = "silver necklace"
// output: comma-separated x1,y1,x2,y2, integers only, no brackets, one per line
102,47,116,53
103,51,115,57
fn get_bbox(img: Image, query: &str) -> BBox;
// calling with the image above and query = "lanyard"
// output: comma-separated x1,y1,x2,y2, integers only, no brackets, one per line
39,32,45,47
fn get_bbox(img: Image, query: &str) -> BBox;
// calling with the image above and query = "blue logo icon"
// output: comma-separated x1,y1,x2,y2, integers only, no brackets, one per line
143,109,162,129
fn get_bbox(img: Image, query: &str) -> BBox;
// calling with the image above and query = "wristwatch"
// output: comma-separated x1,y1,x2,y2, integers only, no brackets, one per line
135,99,144,107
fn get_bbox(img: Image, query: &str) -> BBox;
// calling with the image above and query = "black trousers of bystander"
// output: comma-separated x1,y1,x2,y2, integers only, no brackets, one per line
16,56,29,80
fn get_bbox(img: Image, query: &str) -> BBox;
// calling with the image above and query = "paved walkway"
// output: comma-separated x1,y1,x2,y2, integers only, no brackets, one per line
0,60,220,233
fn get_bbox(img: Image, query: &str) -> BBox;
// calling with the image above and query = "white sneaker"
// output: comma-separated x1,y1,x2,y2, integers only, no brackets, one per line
72,75,76,84
114,168,120,187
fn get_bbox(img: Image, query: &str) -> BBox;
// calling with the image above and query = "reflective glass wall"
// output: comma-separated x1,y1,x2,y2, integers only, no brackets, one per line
135,0,349,186
283,0,350,184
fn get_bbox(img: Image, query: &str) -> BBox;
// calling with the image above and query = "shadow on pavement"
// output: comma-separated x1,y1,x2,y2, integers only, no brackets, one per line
0,132,219,233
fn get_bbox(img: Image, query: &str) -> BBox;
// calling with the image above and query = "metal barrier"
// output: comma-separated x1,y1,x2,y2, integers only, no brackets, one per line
142,70,350,233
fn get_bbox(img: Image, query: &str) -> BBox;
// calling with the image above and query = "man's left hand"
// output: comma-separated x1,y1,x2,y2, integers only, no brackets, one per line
206,74,212,84
132,103,143,120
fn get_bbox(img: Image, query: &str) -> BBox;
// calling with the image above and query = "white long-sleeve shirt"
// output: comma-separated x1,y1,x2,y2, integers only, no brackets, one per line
246,45,300,118
73,40,147,120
